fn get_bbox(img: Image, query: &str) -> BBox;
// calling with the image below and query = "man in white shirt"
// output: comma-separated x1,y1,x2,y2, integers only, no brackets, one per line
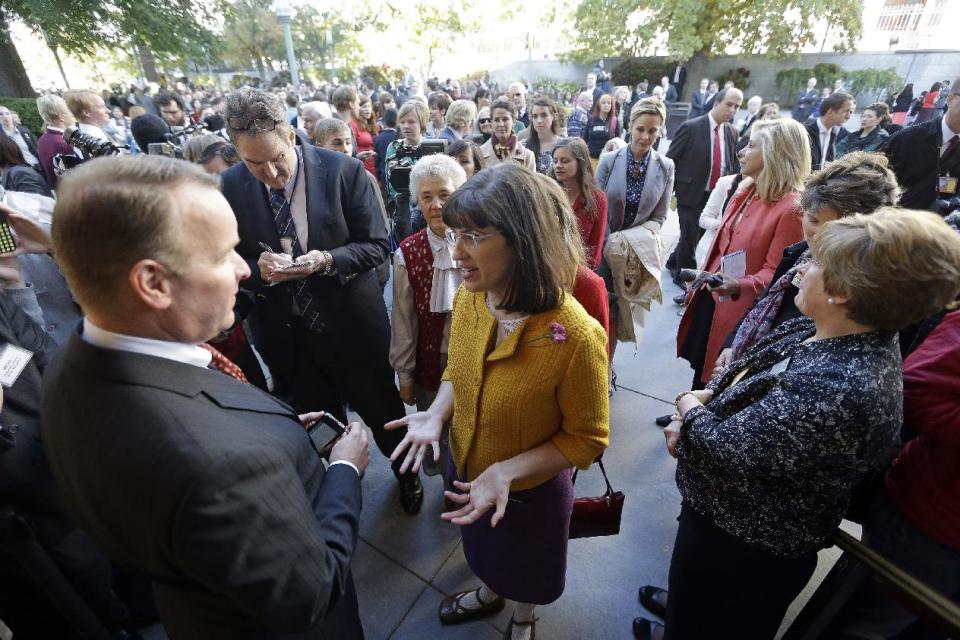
804,91,854,170
42,155,369,640
0,105,40,169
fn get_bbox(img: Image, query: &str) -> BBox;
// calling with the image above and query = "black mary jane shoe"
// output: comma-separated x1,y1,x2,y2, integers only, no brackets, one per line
505,615,538,639
398,472,424,515
632,616,664,640
438,587,505,625
638,585,668,618
654,414,673,428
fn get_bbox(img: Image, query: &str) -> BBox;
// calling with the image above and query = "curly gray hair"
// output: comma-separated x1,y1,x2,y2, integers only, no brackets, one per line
410,154,468,204
224,87,291,142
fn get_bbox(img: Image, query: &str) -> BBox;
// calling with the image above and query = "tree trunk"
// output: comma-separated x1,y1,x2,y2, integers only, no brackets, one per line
50,45,70,89
0,15,35,97
138,46,160,83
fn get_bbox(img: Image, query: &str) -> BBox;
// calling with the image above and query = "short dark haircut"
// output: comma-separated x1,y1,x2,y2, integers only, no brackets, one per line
447,139,482,172
428,91,452,113
489,98,516,120
442,163,580,314
382,107,398,128
285,93,299,108
0,135,26,168
156,92,185,111
331,86,357,112
819,91,853,116
198,140,240,167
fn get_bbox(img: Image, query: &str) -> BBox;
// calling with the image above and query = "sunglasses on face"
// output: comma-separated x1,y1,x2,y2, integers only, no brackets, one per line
478,118,491,124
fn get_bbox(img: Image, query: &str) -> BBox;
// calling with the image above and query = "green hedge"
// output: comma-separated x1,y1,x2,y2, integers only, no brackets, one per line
0,97,44,136
612,59,675,88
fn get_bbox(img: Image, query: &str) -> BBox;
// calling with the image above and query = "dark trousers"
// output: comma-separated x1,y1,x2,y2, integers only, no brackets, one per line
666,191,711,279
291,321,406,467
664,504,817,640
393,192,413,244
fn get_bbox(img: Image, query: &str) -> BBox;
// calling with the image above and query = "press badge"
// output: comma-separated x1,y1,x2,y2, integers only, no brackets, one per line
939,176,958,195
0,344,33,388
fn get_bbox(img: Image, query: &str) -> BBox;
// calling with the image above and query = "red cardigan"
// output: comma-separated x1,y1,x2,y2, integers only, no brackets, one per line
677,186,803,384
886,310,960,551
573,190,608,270
573,265,610,356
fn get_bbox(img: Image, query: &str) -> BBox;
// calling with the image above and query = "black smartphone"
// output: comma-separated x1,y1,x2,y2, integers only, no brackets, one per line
306,413,347,455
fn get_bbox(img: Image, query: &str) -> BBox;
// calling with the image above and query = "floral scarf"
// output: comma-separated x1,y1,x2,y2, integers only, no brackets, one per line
493,133,518,160
730,247,811,361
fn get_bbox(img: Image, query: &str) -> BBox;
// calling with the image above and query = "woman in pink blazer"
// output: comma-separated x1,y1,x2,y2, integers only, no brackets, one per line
676,118,811,387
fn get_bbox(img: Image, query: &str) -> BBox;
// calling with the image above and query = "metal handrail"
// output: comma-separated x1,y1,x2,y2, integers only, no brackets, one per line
832,529,960,632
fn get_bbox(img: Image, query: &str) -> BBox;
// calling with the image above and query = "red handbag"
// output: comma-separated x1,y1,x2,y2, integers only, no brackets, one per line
569,459,625,539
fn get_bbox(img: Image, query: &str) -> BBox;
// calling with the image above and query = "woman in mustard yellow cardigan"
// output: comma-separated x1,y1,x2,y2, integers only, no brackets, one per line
387,163,610,640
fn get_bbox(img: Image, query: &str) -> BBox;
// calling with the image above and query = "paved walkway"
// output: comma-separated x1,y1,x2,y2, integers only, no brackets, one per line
144,209,852,640
342,213,850,640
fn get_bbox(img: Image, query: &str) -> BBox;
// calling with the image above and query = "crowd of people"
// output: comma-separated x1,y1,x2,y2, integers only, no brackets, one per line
0,65,958,640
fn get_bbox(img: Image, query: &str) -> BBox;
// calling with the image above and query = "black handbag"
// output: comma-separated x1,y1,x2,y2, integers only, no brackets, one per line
569,459,625,539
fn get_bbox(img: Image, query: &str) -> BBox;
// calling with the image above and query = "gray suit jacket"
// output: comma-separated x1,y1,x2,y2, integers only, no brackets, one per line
41,335,364,639
596,146,675,232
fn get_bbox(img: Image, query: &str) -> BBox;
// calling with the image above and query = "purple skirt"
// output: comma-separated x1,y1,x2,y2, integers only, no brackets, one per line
449,458,574,604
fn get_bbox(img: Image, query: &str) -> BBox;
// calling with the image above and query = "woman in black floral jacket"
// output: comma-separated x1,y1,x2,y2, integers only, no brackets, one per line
633,209,960,640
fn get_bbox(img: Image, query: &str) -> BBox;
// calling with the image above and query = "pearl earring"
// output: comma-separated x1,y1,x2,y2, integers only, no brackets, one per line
827,298,835,304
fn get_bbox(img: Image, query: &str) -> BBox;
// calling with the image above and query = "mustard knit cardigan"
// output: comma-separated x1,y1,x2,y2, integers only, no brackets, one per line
443,289,610,491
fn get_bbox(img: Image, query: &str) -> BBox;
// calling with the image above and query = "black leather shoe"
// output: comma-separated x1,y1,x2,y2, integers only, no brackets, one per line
398,472,423,515
438,587,505,625
673,293,687,306
633,617,664,640
638,585,668,618
654,414,672,428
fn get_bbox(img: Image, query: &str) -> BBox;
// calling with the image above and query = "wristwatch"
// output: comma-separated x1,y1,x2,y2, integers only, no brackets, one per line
320,251,336,276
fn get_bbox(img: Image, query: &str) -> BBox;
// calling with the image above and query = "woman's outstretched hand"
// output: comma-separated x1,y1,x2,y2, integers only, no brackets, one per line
385,411,443,474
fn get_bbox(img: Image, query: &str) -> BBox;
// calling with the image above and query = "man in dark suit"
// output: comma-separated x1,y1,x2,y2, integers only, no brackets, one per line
672,62,688,99
804,91,854,171
688,79,711,119
660,77,679,105
0,105,40,172
665,87,743,287
42,155,370,639
219,88,423,514
883,80,960,212
792,77,819,121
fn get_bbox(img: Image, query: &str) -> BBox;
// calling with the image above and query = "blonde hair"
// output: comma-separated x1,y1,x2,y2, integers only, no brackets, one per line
36,94,75,126
63,90,101,120
629,97,666,128
397,100,428,130
445,99,477,130
813,207,960,330
745,118,811,203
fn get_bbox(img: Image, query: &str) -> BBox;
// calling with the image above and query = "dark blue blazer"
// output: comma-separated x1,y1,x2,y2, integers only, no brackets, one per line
221,139,392,381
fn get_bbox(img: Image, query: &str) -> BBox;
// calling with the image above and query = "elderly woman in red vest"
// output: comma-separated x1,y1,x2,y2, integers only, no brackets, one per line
390,153,468,411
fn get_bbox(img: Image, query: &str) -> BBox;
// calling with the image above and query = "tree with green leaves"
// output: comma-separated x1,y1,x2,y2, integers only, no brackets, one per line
565,0,863,63
383,0,479,79
0,0,217,96
218,0,285,81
